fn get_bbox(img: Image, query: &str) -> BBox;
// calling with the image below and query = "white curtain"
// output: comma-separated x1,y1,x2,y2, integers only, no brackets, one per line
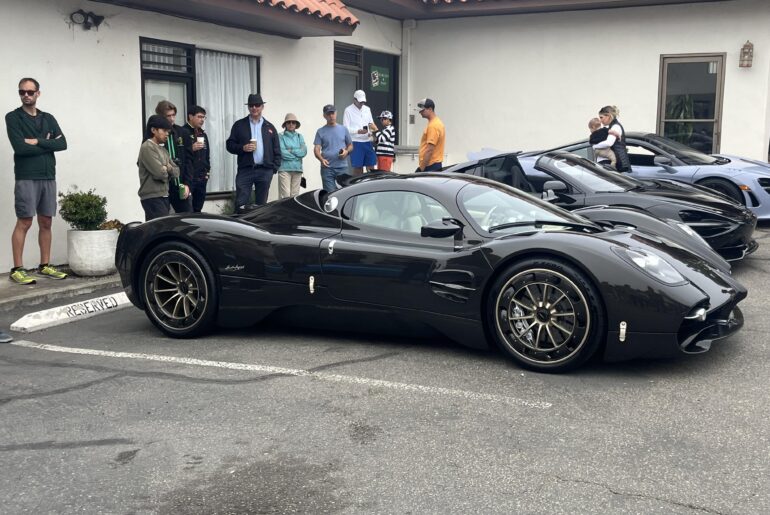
195,50,258,192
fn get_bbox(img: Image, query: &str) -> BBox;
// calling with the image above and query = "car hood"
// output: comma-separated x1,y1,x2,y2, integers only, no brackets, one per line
709,154,770,176
633,179,749,216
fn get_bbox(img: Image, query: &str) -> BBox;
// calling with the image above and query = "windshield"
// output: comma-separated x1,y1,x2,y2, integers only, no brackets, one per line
458,182,595,234
535,153,643,192
644,134,718,165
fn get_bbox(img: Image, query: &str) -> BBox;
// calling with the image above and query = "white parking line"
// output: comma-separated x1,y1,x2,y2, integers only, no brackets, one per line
9,340,552,410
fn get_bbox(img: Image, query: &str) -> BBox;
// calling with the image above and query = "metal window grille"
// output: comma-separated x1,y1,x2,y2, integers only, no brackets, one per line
141,41,193,74
334,42,362,70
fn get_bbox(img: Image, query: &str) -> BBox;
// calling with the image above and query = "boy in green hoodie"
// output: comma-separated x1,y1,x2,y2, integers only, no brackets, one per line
5,77,68,285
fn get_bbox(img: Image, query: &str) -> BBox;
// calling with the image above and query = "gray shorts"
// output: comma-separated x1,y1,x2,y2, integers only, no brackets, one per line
15,180,57,218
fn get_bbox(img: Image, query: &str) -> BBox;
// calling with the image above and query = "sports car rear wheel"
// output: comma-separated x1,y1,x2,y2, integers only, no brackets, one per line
697,178,744,205
140,241,217,338
488,258,604,372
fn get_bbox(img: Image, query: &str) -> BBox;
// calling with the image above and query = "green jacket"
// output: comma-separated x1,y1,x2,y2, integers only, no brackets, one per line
5,107,67,180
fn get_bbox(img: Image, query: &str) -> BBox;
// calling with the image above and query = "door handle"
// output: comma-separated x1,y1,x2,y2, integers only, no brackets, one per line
328,239,336,255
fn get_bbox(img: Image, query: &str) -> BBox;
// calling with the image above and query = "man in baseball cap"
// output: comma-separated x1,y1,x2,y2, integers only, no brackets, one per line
343,90,377,175
314,103,352,192
415,98,445,172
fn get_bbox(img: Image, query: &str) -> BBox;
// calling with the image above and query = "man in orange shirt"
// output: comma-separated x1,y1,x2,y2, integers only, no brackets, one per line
416,98,445,172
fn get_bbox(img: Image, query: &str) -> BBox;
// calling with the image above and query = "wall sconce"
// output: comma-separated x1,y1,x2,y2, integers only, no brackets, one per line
739,40,753,68
70,9,105,30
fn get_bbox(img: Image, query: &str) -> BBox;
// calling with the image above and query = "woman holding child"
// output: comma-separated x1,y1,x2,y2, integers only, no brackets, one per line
591,105,631,172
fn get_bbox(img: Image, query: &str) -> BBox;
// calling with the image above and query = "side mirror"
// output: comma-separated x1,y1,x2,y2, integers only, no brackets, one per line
653,155,673,166
421,218,462,238
542,180,568,192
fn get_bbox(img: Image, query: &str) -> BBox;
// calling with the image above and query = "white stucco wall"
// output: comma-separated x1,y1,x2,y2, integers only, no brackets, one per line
406,0,770,166
0,0,400,273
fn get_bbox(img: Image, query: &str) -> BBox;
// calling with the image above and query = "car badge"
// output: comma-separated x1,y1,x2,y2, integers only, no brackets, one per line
309,275,315,294
619,321,627,342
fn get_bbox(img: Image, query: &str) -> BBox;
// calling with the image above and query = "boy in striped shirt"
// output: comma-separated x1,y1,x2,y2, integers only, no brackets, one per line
375,110,396,172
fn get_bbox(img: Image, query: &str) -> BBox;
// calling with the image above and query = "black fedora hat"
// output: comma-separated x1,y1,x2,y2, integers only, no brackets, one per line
246,93,265,105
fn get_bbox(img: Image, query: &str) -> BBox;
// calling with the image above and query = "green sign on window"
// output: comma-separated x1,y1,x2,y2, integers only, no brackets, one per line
370,66,390,92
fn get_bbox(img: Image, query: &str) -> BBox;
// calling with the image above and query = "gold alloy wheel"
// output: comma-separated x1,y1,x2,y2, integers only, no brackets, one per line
144,250,209,332
495,268,591,366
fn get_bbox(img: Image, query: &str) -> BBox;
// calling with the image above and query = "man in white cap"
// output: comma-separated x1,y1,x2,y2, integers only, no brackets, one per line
343,89,377,175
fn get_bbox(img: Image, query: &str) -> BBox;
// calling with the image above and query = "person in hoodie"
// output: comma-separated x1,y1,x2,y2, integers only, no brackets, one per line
277,113,307,198
137,114,181,221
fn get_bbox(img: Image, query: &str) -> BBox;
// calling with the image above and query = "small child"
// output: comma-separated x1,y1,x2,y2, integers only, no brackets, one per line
375,110,396,172
588,117,617,168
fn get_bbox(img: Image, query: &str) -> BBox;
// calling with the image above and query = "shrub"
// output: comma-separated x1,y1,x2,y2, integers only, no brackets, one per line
58,188,108,231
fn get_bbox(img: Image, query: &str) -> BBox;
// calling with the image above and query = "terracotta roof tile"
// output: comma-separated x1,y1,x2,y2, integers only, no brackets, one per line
258,0,360,27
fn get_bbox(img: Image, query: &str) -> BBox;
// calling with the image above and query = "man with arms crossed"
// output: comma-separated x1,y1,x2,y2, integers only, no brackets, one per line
5,78,68,285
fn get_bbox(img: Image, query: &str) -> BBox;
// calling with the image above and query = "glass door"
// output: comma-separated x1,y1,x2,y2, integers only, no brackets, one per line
658,54,725,154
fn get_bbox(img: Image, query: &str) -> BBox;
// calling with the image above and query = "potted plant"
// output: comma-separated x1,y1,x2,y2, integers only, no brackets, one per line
58,187,122,276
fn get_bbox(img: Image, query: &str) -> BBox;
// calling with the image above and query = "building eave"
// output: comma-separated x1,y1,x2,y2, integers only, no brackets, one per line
343,0,732,20
92,0,359,38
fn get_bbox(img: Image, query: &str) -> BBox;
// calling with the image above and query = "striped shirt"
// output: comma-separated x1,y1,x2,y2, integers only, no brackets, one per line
375,125,396,157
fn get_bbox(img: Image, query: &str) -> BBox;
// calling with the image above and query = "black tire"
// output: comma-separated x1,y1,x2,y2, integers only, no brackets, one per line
140,241,217,338
486,258,605,373
697,178,744,205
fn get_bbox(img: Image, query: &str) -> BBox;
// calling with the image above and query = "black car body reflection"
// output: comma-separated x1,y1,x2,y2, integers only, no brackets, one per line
444,151,758,262
116,174,746,372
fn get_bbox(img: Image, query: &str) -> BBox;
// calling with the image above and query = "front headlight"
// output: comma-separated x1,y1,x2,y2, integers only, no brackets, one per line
674,221,710,247
611,246,686,285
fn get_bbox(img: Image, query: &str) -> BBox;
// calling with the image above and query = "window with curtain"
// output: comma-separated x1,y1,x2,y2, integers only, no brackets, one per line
195,49,260,193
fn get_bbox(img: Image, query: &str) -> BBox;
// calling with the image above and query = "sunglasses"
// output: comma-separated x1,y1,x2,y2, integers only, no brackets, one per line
19,89,38,97
248,103,263,108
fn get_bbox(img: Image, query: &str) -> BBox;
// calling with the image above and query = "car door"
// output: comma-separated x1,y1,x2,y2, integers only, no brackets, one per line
320,190,486,317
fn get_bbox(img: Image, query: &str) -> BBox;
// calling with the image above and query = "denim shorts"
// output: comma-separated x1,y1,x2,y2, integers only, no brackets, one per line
14,179,57,218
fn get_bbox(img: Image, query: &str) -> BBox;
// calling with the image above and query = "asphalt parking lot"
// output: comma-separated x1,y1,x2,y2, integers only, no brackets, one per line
1,226,770,514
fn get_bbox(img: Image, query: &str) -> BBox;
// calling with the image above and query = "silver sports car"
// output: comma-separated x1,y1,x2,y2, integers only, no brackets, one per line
541,132,770,220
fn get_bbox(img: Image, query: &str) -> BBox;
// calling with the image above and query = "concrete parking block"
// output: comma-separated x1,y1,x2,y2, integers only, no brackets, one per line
10,292,130,333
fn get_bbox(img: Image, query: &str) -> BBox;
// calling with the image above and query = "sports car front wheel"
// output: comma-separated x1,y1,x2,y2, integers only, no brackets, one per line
140,241,218,338
487,258,605,372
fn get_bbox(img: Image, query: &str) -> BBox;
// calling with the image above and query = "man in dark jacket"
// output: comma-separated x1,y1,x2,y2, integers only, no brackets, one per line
226,94,281,208
5,77,68,285
179,105,211,212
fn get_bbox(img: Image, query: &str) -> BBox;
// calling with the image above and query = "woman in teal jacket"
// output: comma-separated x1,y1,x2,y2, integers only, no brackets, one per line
277,113,307,198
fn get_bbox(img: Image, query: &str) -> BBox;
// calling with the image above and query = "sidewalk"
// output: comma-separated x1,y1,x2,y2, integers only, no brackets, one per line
0,269,122,312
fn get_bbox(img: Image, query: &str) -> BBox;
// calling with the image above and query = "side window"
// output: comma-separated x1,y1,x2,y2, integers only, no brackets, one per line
625,143,658,167
482,157,511,185
347,191,451,234
568,146,591,159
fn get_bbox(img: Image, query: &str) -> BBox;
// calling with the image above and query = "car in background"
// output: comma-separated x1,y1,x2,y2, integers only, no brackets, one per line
116,173,746,372
444,151,758,262
539,132,770,219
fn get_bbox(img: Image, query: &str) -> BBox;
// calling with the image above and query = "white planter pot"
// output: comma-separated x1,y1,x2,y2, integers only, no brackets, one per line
67,229,119,276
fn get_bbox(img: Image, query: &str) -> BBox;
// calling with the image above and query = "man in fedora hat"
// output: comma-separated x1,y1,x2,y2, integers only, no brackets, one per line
226,93,281,208
277,113,307,199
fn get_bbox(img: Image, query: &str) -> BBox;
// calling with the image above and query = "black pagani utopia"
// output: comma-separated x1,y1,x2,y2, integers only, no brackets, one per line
116,174,746,372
